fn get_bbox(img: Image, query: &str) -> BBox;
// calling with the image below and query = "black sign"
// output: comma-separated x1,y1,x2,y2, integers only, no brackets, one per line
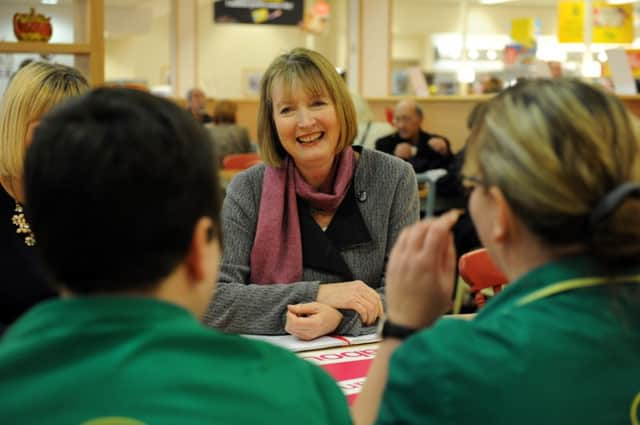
214,0,304,26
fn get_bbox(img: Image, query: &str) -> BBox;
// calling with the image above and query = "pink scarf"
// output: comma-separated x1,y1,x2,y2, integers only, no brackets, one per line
250,148,356,284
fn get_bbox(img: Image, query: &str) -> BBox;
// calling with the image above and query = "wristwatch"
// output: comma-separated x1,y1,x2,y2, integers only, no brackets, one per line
377,316,418,340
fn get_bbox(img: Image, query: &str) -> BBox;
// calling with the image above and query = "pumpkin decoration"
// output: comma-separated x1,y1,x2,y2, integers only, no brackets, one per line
13,8,52,42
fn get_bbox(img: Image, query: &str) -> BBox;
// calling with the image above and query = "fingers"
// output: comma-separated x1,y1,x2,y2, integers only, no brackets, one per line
285,304,342,340
287,302,320,316
422,210,461,269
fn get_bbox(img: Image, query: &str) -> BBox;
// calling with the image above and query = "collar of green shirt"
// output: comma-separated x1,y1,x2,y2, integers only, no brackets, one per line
4,296,196,341
475,254,640,318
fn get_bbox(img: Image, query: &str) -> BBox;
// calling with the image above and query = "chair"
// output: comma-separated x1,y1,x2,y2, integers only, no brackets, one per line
222,153,262,170
415,168,448,217
458,248,509,309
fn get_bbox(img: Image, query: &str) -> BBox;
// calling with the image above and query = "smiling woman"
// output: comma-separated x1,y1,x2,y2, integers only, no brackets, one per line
203,47,420,340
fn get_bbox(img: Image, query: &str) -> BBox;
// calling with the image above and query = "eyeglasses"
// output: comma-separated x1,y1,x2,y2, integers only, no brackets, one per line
461,174,488,195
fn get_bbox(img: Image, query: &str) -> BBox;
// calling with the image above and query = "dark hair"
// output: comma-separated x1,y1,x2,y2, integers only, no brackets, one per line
24,88,222,293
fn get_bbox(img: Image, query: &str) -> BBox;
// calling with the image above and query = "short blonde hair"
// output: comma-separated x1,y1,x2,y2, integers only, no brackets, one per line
0,62,88,178
257,48,357,167
464,79,640,266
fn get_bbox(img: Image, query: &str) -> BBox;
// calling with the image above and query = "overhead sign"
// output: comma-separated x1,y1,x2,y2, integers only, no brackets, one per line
213,0,304,26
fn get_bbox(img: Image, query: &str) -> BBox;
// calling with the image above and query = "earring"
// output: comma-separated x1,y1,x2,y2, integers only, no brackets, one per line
12,202,36,246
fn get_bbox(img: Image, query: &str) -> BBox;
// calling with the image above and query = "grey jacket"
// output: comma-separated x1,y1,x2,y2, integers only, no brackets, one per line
203,147,419,335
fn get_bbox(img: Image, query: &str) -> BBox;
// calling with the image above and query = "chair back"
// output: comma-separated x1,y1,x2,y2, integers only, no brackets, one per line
222,153,262,170
458,248,509,308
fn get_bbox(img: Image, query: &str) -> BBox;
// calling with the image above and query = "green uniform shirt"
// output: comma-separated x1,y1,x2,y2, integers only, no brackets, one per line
0,297,351,425
377,256,640,425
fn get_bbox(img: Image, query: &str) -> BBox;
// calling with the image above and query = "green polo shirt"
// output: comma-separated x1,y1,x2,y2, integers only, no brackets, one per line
376,255,640,425
0,297,351,425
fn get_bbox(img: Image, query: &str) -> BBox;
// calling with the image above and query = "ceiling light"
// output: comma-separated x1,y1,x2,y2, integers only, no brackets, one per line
486,50,498,60
41,0,58,4
468,49,479,60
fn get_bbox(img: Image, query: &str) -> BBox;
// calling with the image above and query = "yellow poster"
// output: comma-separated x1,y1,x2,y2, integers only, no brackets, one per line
557,1,583,43
557,1,634,44
511,18,537,48
593,2,634,43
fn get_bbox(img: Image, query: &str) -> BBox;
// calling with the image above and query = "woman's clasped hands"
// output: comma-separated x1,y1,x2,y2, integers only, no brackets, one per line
285,280,384,340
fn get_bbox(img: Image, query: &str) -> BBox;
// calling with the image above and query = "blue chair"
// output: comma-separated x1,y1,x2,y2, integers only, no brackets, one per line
416,168,448,217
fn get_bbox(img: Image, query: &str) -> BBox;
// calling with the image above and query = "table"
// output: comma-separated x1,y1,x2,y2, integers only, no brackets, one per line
299,343,379,406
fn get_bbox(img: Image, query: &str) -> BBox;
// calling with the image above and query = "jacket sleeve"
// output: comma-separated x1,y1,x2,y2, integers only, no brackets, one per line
202,170,322,335
335,160,420,336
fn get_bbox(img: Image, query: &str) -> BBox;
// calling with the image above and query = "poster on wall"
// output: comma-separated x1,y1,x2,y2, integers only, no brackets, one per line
213,0,303,26
557,1,634,43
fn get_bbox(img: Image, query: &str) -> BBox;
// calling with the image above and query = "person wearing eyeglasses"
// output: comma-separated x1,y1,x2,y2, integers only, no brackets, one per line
354,79,640,425
374,99,452,173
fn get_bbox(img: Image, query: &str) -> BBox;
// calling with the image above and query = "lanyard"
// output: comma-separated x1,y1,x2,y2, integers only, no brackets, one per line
517,274,640,306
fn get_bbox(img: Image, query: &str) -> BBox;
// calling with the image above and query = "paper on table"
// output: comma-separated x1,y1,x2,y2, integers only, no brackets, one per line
242,333,380,352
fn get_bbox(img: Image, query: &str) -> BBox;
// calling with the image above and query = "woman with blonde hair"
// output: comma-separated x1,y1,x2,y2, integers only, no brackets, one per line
355,79,640,424
204,48,419,339
0,62,88,327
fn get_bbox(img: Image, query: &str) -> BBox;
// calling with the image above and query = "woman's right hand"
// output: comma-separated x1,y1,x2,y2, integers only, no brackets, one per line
316,280,383,325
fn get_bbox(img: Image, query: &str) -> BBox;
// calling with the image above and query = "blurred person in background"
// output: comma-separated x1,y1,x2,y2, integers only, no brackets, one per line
186,87,212,124
375,99,452,173
0,62,88,329
206,99,253,166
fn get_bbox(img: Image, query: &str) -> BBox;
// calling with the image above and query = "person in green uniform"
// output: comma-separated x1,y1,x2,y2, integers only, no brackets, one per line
0,88,351,425
354,79,640,425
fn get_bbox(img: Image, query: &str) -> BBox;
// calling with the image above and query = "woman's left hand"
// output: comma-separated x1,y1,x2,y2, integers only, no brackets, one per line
285,302,343,340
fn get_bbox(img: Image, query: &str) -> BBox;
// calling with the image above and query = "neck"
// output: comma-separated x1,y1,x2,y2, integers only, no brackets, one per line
497,235,585,282
296,158,335,191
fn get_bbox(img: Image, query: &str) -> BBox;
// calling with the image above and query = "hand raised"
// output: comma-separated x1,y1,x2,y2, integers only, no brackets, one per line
385,210,461,329
316,281,383,326
394,143,414,159
285,303,343,341
428,137,449,155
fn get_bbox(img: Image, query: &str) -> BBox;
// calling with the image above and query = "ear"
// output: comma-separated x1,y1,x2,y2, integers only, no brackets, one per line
488,186,516,244
24,120,41,148
185,217,217,284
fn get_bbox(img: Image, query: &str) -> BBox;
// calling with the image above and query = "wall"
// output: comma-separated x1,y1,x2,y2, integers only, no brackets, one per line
195,0,345,99
105,12,170,87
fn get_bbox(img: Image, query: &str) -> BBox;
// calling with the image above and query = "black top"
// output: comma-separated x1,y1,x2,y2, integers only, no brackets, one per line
0,186,55,327
375,129,453,173
298,184,372,281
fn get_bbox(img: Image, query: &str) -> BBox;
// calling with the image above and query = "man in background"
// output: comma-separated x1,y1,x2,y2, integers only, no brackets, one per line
375,99,452,173
186,87,212,124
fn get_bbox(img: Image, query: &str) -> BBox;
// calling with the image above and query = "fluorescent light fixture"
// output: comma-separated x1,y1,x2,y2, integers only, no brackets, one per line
41,0,58,4
607,0,638,4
